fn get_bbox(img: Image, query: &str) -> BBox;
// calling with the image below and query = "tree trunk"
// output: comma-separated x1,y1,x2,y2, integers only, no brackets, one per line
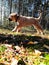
10,0,12,14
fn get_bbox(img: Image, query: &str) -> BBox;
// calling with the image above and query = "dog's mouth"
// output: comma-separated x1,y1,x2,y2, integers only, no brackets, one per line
8,18,15,22
8,18,19,26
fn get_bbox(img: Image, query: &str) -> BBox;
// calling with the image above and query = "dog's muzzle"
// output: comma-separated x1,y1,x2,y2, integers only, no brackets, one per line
8,18,12,21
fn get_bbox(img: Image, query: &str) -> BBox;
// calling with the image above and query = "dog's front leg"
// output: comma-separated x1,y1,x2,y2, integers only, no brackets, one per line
12,26,21,32
12,26,17,32
16,28,21,32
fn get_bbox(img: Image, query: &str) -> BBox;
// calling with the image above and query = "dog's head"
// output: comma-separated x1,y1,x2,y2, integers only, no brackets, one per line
8,13,19,22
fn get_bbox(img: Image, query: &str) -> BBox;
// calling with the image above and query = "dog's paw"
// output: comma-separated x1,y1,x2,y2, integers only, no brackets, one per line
12,29,16,32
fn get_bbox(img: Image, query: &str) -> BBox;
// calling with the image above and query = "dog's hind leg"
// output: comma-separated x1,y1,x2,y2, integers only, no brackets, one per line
33,22,43,34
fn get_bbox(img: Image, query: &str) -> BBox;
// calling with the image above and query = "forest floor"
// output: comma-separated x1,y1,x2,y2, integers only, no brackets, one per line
0,27,49,65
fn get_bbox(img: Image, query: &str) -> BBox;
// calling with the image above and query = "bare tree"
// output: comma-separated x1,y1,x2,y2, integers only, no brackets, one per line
8,0,12,14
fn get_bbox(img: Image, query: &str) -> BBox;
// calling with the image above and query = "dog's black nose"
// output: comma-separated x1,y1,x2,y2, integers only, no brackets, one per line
8,18,12,21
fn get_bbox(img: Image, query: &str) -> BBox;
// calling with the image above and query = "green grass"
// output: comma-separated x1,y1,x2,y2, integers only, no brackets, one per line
0,27,15,34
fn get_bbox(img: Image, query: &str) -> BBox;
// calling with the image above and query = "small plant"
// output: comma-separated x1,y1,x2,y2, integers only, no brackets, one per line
0,45,7,53
43,53,49,65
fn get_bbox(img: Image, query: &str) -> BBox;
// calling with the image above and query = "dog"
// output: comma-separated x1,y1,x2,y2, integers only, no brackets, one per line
8,11,43,34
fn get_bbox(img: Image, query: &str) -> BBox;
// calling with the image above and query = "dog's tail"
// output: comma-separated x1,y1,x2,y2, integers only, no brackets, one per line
35,10,42,22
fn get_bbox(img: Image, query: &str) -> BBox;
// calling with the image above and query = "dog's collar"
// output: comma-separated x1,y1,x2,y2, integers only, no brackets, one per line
16,15,19,22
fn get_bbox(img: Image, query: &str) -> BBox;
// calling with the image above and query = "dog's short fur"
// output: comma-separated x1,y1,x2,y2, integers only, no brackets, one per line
8,11,43,34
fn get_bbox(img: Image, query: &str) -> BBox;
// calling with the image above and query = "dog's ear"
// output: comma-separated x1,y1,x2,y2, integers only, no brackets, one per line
15,13,19,21
17,14,19,19
15,13,19,17
17,13,19,17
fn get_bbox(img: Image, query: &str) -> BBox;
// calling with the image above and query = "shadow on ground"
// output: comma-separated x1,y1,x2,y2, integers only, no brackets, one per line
0,34,49,52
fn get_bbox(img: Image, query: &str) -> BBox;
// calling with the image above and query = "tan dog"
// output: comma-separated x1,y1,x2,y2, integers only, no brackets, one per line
8,11,43,34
